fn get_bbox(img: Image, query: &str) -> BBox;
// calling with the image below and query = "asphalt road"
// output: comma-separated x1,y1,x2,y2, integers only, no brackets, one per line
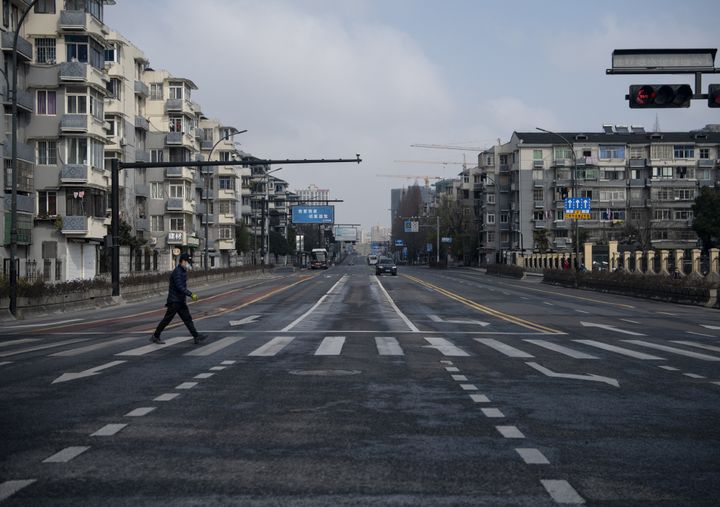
1,258,719,506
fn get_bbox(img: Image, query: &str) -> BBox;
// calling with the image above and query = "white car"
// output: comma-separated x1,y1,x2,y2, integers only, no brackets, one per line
367,254,379,265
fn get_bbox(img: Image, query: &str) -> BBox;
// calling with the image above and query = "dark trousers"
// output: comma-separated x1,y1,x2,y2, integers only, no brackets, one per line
153,303,198,338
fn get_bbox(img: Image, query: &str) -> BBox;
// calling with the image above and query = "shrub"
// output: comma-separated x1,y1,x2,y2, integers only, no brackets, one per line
486,263,525,279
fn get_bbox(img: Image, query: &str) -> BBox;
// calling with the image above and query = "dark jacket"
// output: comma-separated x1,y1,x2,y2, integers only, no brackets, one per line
166,264,192,305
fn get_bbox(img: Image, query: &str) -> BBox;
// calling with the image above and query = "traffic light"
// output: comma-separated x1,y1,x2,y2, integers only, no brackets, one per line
628,84,693,108
709,84,720,108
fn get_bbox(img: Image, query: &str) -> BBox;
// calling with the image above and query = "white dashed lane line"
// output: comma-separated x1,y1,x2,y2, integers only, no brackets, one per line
496,426,525,439
451,375,468,381
541,479,586,504
42,446,91,463
469,394,491,403
445,366,460,372
659,366,680,371
515,448,550,465
0,480,37,502
481,408,505,418
460,384,478,391
91,424,127,437
221,360,236,365
125,407,156,417
154,393,180,401
194,373,215,379
175,382,198,390
683,373,706,379
209,366,226,371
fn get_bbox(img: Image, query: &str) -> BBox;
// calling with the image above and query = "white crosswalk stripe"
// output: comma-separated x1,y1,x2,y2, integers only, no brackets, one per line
248,336,295,356
671,341,720,354
50,337,137,357
184,336,244,356
623,340,720,361
424,337,470,357
0,338,39,348
315,336,345,356
0,338,89,358
375,336,404,356
573,339,665,360
474,338,533,358
115,336,192,356
523,339,598,359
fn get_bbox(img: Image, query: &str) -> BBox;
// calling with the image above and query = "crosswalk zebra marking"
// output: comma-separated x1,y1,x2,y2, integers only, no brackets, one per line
0,338,89,358
315,336,345,356
375,337,404,356
248,336,295,357
573,340,664,360
523,339,598,359
672,341,720,354
50,337,137,357
116,336,192,357
424,337,469,357
623,340,720,361
475,338,534,358
0,338,39,348
184,336,244,356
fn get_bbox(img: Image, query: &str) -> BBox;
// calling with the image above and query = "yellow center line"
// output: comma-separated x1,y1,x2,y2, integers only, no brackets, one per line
403,274,564,334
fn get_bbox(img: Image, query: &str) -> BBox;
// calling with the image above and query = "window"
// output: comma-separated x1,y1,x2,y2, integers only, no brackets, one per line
651,166,673,180
555,210,565,220
699,148,710,159
673,145,694,159
104,42,118,63
500,212,508,223
218,227,233,239
599,145,625,160
67,94,87,114
629,146,646,159
151,215,164,231
598,190,626,202
65,0,103,21
653,209,671,220
90,139,104,169
533,149,543,160
36,38,56,63
219,151,231,162
38,191,57,216
219,177,234,190
486,231,495,243
674,210,692,220
169,217,184,231
533,188,543,201
599,168,624,180
674,189,695,200
697,168,710,180
629,210,643,221
107,78,122,100
150,182,163,199
37,141,57,165
169,83,183,100
169,116,183,133
36,90,56,115
601,209,625,221
67,138,88,164
532,169,543,181
533,211,544,220
89,89,103,120
580,190,593,199
486,213,495,224
150,83,163,100
652,230,669,240
218,201,232,214
650,144,673,160
486,193,495,204
168,184,184,199
675,166,695,179
150,149,164,163
2,0,7,28
35,0,55,13
553,147,573,160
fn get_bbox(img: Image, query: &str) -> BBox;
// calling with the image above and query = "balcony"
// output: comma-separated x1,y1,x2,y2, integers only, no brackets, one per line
134,115,149,131
164,166,194,180
629,158,647,168
533,220,547,229
699,159,716,168
166,198,194,213
165,131,195,148
61,215,108,238
60,164,107,187
3,213,32,245
3,88,33,113
553,159,571,167
4,193,35,214
217,188,236,200
499,164,510,172
241,204,252,215
59,61,108,89
532,160,544,169
58,10,105,39
165,98,195,115
60,114,89,132
218,239,235,251
199,188,215,200
201,214,216,225
201,140,214,150
533,200,544,208
3,138,35,163
134,183,149,197
218,213,235,225
499,185,510,192
1,31,32,61
218,166,237,177
134,80,149,97
135,218,149,231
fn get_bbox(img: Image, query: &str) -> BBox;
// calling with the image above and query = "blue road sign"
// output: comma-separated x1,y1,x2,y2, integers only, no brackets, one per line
395,239,405,247
564,197,591,211
291,205,335,224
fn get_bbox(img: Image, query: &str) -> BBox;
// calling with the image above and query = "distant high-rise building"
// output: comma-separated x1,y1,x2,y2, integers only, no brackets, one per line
294,184,329,204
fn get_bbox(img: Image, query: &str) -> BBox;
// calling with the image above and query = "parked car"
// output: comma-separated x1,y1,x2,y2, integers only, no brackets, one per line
375,257,398,276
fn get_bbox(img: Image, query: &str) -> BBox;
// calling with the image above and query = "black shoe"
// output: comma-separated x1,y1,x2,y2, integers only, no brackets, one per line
193,334,208,345
150,335,165,345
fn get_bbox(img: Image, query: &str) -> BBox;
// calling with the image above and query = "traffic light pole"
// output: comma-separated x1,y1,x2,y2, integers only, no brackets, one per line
110,155,361,296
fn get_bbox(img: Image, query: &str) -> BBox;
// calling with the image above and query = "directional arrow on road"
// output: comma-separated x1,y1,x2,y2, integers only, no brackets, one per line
52,360,126,384
525,361,619,388
580,321,645,336
429,314,490,327
229,315,261,327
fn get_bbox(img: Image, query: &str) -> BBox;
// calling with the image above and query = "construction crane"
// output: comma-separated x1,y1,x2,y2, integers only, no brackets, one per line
377,173,445,188
410,143,487,151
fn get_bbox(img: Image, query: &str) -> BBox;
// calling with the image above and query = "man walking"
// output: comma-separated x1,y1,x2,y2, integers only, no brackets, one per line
150,253,208,345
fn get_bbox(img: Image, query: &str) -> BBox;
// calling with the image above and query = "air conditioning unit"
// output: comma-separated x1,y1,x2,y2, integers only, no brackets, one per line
149,237,157,246
119,137,127,146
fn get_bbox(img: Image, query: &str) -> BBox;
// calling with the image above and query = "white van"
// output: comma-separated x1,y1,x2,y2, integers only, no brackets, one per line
367,254,379,265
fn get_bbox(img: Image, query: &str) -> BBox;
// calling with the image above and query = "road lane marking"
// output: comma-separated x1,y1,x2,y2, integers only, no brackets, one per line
574,309,589,314
656,311,676,316
701,324,720,330
116,336,192,356
580,321,645,336
249,336,295,356
315,336,346,356
623,340,720,361
52,360,127,384
523,339,598,359
0,338,39,347
375,337,404,356
281,276,347,332
43,446,90,463
0,338,89,358
470,394,491,403
515,448,549,465
221,360,236,365
194,373,215,379
496,426,525,438
50,337,137,357
672,341,720,353
209,366,227,371
445,366,460,372
3,319,83,329
184,336,244,356
526,362,619,387
460,384,478,391
91,423,127,436
375,276,420,332
481,408,504,418
475,338,534,358
573,340,664,360
541,479,585,504
429,314,489,326
176,382,198,389
125,407,156,417
543,302,554,306
686,331,716,338
404,274,561,334
683,373,706,379
154,393,179,401
0,361,13,366
0,480,37,501
620,319,640,324
424,337,469,356
451,375,468,381
440,360,454,365
229,315,261,326
659,366,680,371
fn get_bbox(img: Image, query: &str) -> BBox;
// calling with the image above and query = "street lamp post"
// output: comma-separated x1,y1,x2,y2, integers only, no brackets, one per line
204,129,247,273
536,127,580,270
9,0,38,316
264,167,283,265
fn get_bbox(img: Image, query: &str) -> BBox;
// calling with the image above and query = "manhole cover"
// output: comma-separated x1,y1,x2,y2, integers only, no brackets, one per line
288,369,361,376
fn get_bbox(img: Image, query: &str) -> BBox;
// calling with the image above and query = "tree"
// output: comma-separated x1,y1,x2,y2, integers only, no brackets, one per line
269,231,290,261
533,229,549,253
437,195,471,261
235,221,251,254
286,227,297,255
119,219,145,249
392,185,425,262
692,186,720,250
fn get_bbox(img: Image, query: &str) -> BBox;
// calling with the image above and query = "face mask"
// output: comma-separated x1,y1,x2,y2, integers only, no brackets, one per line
186,263,193,270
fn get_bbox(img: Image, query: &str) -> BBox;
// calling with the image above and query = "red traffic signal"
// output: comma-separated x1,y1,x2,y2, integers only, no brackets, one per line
709,84,720,108
629,84,693,108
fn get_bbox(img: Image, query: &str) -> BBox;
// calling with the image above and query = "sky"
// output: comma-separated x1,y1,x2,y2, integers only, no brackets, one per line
106,0,719,230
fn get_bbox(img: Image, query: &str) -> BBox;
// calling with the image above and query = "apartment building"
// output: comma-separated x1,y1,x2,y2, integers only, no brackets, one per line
477,126,720,264
294,183,328,204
